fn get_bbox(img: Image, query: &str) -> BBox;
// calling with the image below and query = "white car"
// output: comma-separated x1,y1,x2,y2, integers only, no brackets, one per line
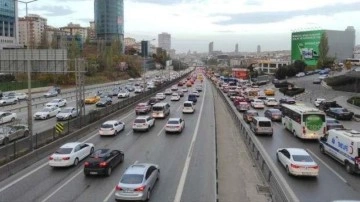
128,78,134,81
276,148,319,177
296,72,305,77
192,91,200,97
45,98,67,108
264,98,279,106
118,90,130,98
132,116,155,132
182,101,195,114
15,92,28,100
165,118,185,133
181,87,188,92
156,93,166,100
164,89,172,95
56,107,79,121
0,97,18,106
134,87,143,93
48,142,95,167
251,99,265,109
0,112,17,124
99,120,125,136
314,98,326,107
43,90,58,98
318,75,328,80
34,106,61,120
170,93,181,101
171,85,178,91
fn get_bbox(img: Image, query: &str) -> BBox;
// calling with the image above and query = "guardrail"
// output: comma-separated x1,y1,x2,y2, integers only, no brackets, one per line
0,72,191,181
210,79,299,202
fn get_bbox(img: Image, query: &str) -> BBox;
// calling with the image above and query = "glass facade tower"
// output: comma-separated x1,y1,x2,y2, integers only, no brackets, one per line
0,0,18,48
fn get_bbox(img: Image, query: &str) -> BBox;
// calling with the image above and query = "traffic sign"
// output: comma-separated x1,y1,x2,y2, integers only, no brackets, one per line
55,123,64,133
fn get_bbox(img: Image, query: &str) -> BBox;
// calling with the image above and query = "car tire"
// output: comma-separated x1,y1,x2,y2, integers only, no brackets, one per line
320,145,325,154
69,115,72,120
73,158,79,166
145,189,151,201
286,166,291,176
46,115,50,119
3,137,9,145
11,117,15,122
345,162,353,174
276,153,280,162
106,167,112,176
90,147,94,154
24,131,29,137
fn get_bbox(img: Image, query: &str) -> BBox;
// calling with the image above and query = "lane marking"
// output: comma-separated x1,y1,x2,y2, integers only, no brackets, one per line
41,169,83,202
103,160,138,202
306,149,347,183
156,125,167,137
125,131,132,136
173,81,207,202
176,103,182,112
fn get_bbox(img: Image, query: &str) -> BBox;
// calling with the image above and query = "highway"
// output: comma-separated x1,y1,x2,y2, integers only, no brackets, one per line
0,78,216,202
218,78,360,202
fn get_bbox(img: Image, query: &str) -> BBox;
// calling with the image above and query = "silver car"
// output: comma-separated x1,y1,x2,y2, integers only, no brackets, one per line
115,163,160,201
0,124,29,145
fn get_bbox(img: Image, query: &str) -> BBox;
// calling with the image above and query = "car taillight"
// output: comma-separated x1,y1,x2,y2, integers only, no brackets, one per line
134,185,145,192
115,185,123,191
84,162,89,167
49,156,53,160
290,164,301,168
355,157,360,165
99,162,108,167
311,165,319,169
303,126,306,134
62,157,70,160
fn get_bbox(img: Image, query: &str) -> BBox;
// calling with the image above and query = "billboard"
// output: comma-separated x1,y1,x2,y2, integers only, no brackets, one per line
291,30,324,66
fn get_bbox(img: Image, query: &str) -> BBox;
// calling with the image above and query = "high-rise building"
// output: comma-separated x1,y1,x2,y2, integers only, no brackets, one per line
18,14,47,48
158,32,171,51
235,43,239,54
209,41,213,54
0,0,20,49
60,22,88,42
141,40,149,57
257,45,261,54
94,0,124,52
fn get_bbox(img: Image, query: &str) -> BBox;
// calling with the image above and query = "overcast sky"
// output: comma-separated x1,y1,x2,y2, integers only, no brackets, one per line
18,0,360,53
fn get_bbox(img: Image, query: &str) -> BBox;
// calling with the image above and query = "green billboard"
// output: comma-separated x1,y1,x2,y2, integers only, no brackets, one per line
291,30,324,66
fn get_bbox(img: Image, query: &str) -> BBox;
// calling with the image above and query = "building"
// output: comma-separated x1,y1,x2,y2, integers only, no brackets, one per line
87,21,96,42
45,26,69,48
354,45,360,59
141,40,149,57
158,32,171,51
255,59,290,74
18,14,47,48
169,49,176,58
291,26,356,66
124,37,136,46
209,41,213,54
0,0,21,49
60,22,87,42
257,45,261,54
235,43,239,54
94,0,124,51
232,68,249,80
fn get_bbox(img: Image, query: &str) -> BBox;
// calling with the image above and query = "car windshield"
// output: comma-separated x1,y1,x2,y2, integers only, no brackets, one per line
326,119,339,124
61,108,73,113
152,106,164,111
120,90,128,93
249,112,258,116
120,174,144,184
55,148,73,154
99,98,108,102
184,103,192,107
168,120,179,124
50,100,59,103
259,121,271,127
101,124,113,128
292,155,313,162
134,119,146,123
328,125,344,130
270,110,281,114
42,108,52,112
0,127,11,134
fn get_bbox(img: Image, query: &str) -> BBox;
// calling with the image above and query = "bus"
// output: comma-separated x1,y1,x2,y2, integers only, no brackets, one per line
280,104,326,139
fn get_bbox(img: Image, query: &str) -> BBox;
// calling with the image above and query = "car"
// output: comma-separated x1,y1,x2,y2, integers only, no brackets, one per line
0,124,29,145
33,106,61,120
84,149,125,176
45,98,67,108
264,88,275,96
115,163,160,201
296,72,305,77
50,86,61,94
313,79,321,84
96,97,112,107
43,90,58,98
171,85,178,91
134,87,144,93
318,101,342,111
181,87,188,92
279,97,296,104
195,84,203,92
318,75,328,80
325,118,344,134
125,85,135,92
0,111,17,124
276,148,319,177
192,91,200,97
188,93,197,104
182,101,195,114
170,93,181,101
165,118,185,133
56,107,79,121
99,91,113,98
264,109,282,121
325,108,354,120
243,110,259,123
132,116,155,132
112,87,121,96
186,82,192,87
257,96,268,101
177,91,184,97
264,98,279,107
0,96,17,106
85,94,101,104
164,89,172,95
15,92,28,100
251,99,265,109
148,97,160,106
99,120,125,136
48,142,95,167
135,103,151,115
314,98,326,107
236,102,250,112
118,90,130,98
128,78,135,81
155,93,166,100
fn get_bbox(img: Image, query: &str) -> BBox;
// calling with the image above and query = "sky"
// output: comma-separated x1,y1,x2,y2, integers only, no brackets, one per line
18,0,360,53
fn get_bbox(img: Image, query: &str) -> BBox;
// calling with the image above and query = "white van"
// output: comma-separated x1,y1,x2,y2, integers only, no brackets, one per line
250,117,273,136
320,129,360,174
182,101,195,114
152,102,170,118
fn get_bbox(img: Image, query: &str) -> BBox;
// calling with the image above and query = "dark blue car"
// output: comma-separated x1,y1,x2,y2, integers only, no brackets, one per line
188,94,197,104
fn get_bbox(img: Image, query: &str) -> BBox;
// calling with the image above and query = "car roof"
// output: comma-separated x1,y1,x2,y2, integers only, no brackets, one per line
168,118,181,122
267,108,280,112
125,163,154,175
136,116,150,119
253,117,271,121
184,101,193,104
60,142,81,148
63,107,75,110
285,148,309,155
138,102,148,105
103,120,119,125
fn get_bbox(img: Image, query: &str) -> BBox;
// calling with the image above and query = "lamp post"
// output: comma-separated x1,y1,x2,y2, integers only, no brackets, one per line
17,0,38,150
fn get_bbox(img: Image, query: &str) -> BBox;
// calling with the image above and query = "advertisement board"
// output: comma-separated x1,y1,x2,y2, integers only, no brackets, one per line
291,30,324,66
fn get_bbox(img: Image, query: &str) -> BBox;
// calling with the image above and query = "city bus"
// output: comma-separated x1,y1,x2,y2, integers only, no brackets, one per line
280,104,326,139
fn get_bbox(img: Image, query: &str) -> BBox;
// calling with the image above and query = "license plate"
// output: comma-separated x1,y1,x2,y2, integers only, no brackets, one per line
302,172,311,175
54,158,61,161
90,172,97,175
124,189,133,193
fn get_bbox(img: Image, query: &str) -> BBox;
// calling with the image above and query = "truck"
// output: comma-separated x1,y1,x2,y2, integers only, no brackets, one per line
319,128,360,174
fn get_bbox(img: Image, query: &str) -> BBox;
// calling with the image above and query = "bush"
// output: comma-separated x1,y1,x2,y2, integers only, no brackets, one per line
274,81,294,88
279,87,305,96
347,97,360,107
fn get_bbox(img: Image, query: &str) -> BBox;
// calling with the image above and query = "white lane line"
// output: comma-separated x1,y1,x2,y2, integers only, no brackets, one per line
157,124,167,137
306,149,347,183
176,104,182,112
103,160,138,202
41,169,83,202
173,82,207,202
120,110,134,121
125,131,132,136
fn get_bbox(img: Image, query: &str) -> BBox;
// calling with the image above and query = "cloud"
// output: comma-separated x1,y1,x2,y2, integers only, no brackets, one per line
244,0,263,6
77,18,93,23
215,2,360,25
34,5,75,16
130,0,182,5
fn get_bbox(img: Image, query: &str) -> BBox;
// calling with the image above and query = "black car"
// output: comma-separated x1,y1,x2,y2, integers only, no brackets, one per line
51,86,61,94
318,101,342,111
96,97,112,107
112,88,121,96
325,118,344,134
148,97,159,106
84,149,124,176
313,79,321,84
325,108,354,120
279,97,296,104
264,109,282,121
125,85,135,92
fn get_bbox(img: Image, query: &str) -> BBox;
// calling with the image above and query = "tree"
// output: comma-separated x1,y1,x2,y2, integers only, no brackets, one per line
317,32,329,68
293,60,307,73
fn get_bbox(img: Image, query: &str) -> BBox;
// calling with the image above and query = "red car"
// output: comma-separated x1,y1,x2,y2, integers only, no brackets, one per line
135,103,151,115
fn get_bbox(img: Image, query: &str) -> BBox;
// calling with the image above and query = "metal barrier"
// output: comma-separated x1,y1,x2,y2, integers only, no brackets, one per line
211,80,299,202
